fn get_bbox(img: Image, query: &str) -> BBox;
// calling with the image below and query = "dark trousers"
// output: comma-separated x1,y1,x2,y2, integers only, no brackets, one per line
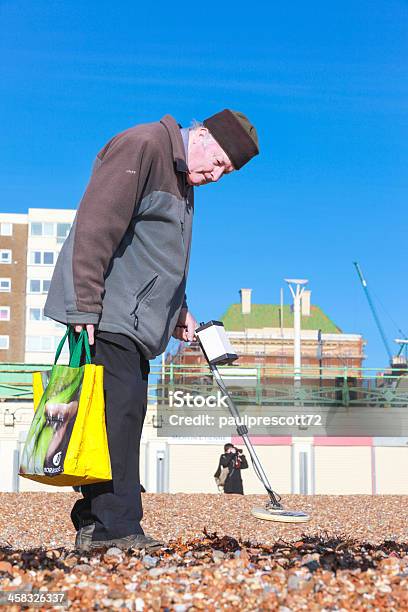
71,333,149,540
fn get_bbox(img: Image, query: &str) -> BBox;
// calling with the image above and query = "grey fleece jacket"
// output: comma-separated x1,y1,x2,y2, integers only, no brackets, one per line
44,115,194,359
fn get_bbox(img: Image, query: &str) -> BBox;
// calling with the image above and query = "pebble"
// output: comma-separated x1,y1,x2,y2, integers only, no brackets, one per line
108,589,124,599
287,574,302,590
148,567,165,577
142,554,158,568
212,550,225,560
105,547,123,557
0,561,12,573
45,549,60,559
303,560,320,572
125,583,137,592
75,563,92,574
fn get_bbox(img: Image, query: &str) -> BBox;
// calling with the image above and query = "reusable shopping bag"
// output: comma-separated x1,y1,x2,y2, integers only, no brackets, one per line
19,328,111,486
214,466,229,491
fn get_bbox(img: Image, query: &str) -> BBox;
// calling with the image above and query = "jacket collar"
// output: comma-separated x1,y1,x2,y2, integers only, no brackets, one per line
160,114,188,173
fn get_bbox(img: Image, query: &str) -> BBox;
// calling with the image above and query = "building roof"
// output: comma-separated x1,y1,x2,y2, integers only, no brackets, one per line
220,304,342,334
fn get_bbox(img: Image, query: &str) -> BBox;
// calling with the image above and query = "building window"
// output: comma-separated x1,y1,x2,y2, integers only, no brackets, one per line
0,279,11,292
42,336,53,351
0,250,12,264
57,223,71,243
26,336,54,352
30,252,42,265
0,223,12,236
43,252,54,265
29,279,51,294
26,336,41,351
29,308,42,321
29,280,41,293
30,222,55,237
30,223,42,236
28,308,58,322
0,307,10,321
0,335,9,349
30,251,55,265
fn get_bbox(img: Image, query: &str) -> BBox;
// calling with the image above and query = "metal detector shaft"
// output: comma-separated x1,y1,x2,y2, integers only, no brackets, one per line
209,363,282,508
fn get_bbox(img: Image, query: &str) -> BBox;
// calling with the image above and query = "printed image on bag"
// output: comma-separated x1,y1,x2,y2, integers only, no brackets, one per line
20,366,84,477
43,401,78,473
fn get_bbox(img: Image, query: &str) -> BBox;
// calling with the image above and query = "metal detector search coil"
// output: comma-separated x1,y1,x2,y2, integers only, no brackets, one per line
195,321,238,366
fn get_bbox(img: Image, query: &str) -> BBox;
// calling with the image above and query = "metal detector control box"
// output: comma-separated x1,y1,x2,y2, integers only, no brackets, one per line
195,321,238,366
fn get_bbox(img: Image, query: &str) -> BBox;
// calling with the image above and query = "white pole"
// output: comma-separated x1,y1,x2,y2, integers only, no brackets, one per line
285,279,308,386
293,286,302,382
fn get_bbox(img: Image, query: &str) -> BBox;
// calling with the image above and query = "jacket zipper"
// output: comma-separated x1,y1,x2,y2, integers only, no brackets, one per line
131,275,159,330
180,196,189,235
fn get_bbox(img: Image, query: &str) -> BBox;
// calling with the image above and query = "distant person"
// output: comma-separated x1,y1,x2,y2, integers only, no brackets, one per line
215,443,248,495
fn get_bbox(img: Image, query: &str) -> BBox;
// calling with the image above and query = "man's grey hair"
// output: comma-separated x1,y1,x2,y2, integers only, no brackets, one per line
190,119,203,129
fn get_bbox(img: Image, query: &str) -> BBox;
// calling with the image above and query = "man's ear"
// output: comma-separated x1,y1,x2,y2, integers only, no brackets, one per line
191,127,209,144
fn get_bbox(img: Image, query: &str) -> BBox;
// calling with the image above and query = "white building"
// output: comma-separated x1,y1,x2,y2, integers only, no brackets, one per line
25,208,76,363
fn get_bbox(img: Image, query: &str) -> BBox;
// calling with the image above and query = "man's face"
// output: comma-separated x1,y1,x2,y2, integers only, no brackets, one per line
187,127,235,186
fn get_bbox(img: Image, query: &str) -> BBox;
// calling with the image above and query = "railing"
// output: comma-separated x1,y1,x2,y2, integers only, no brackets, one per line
0,362,406,408
150,363,408,408
0,364,49,399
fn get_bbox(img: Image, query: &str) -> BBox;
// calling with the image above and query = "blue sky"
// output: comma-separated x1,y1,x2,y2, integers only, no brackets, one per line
1,0,407,367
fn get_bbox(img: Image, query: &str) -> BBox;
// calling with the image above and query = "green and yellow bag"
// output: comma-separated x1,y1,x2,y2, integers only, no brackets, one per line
19,328,111,486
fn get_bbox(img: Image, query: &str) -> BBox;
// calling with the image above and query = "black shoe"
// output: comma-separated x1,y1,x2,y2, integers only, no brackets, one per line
75,529,163,552
74,523,95,551
92,533,164,552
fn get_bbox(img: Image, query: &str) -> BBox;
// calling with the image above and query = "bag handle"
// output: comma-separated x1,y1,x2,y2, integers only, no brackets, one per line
70,330,92,367
54,327,92,367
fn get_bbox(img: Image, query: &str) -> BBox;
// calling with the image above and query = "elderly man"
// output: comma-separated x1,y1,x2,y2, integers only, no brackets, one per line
45,109,259,551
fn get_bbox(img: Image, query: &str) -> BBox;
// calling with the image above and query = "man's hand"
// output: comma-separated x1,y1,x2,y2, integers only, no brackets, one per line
172,309,197,342
73,324,95,345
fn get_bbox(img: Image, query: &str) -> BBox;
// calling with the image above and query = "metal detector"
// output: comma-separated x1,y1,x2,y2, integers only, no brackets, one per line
195,320,310,523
